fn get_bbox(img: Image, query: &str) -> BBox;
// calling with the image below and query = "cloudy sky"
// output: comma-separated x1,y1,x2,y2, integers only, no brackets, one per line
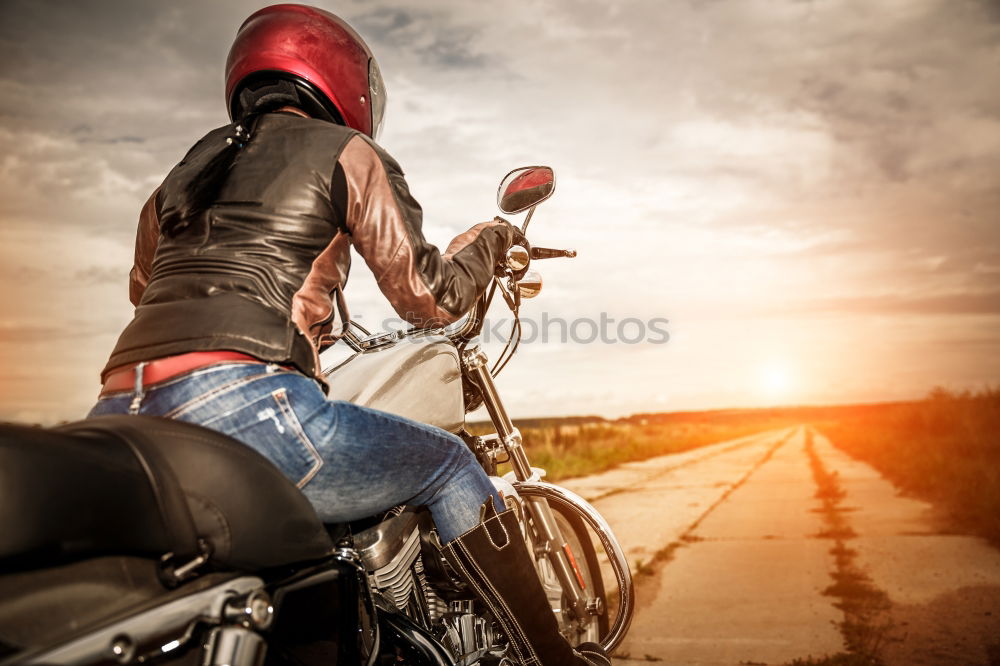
1,0,998,424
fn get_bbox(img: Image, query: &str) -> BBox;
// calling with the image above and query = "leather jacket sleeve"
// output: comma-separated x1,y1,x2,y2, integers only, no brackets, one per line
336,135,514,327
129,188,162,306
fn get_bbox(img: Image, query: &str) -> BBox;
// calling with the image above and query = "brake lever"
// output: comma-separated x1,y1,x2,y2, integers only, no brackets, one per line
530,247,577,260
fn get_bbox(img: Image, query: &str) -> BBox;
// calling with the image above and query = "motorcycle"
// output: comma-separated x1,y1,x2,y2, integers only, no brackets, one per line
0,166,633,665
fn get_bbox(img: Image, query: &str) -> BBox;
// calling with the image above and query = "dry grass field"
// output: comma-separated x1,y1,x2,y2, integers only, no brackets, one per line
820,387,1000,547
469,408,803,481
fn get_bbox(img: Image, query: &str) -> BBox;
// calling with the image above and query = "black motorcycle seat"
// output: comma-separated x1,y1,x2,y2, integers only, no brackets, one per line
0,415,334,573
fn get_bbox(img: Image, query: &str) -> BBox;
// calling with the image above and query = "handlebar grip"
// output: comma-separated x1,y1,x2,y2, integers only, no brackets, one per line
530,247,577,259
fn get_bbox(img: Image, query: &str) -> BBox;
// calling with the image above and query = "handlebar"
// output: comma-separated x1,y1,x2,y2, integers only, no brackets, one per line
530,246,576,259
451,246,575,343
449,288,491,343
347,245,577,349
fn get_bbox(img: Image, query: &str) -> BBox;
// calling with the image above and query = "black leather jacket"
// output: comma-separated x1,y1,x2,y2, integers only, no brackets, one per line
103,111,514,381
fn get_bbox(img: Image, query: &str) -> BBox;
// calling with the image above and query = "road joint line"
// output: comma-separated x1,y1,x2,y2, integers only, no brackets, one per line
633,427,799,576
586,427,797,502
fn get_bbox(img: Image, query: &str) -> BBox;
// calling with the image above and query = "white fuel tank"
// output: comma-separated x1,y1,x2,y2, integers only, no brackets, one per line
323,336,465,433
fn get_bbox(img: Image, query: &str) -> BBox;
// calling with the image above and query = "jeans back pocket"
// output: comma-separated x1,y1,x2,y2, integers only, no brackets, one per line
180,386,323,489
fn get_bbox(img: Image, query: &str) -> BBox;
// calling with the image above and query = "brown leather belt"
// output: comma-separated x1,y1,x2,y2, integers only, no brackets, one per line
101,351,264,395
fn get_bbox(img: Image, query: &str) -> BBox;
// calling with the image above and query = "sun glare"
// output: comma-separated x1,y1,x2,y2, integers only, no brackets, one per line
758,362,794,401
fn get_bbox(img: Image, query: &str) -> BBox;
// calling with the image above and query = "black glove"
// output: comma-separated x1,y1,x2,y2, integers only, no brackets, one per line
508,222,528,251
491,216,526,249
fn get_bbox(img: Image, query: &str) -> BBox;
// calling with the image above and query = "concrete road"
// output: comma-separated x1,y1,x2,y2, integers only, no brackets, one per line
563,426,1000,665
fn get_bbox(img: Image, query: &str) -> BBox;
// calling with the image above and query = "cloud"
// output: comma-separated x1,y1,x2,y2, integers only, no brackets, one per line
783,1,1000,183
773,290,1000,317
0,126,153,236
73,265,128,285
0,320,104,343
78,135,146,145
353,7,489,69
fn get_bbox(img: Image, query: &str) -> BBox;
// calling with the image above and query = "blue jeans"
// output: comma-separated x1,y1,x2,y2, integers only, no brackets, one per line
88,362,502,543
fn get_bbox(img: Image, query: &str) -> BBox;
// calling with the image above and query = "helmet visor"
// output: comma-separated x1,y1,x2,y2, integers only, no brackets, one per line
368,57,386,140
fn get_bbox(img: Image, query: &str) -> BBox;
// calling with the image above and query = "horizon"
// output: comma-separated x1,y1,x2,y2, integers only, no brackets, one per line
480,387,984,423
9,388,972,428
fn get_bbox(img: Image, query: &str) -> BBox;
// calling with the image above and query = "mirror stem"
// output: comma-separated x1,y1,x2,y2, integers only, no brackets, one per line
521,205,537,235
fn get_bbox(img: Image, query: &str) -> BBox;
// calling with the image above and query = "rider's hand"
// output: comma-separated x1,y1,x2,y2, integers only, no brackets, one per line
507,221,528,252
490,216,527,249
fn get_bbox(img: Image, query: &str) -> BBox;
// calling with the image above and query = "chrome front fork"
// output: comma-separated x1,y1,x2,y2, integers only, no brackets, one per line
461,346,592,624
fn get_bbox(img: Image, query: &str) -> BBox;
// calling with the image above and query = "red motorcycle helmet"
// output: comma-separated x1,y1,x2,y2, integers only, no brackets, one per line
225,4,386,139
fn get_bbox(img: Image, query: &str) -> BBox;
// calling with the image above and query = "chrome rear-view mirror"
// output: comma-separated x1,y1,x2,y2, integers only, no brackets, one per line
497,166,555,214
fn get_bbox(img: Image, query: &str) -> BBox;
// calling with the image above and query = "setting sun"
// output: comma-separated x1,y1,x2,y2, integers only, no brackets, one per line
758,362,794,399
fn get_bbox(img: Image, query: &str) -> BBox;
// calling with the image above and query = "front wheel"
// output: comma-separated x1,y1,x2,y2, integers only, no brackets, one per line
527,501,609,645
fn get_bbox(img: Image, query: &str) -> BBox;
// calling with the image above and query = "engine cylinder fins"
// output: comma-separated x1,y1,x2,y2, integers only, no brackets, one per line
368,526,423,612
414,555,449,622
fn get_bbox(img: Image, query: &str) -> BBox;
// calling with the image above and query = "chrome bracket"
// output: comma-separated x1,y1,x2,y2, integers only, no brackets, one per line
223,591,275,631
460,345,489,371
203,626,266,666
477,433,507,463
502,428,523,454
586,596,605,617
160,539,212,585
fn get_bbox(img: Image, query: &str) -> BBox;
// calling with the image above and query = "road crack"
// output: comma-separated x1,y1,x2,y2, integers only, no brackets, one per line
591,428,793,503
801,427,896,666
636,427,795,573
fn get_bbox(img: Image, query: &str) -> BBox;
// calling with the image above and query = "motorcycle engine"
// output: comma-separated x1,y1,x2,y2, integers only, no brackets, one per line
355,508,506,665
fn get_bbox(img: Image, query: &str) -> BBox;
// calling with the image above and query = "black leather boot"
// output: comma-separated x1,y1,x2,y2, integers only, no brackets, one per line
439,500,611,666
